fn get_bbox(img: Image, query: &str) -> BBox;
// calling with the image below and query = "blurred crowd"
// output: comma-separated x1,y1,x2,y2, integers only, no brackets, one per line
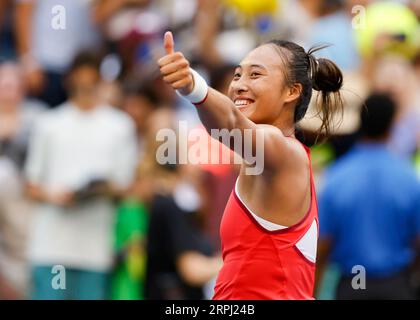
0,0,419,300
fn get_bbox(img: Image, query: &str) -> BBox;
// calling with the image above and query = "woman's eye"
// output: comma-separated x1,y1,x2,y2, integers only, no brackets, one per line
233,73,241,79
250,72,261,77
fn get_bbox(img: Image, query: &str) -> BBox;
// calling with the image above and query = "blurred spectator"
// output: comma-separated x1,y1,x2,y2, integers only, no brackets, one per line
16,0,103,107
195,0,224,67
316,93,420,299
93,0,153,73
143,108,222,300
280,0,328,46
0,61,46,299
372,55,420,158
0,0,17,60
121,86,158,159
93,0,150,26
305,0,361,71
0,62,46,169
98,81,124,109
0,156,30,299
109,84,159,300
24,52,138,299
111,191,149,300
356,1,419,81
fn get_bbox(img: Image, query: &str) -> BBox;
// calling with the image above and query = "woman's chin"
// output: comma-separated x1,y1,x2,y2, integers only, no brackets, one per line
238,104,256,118
237,102,253,111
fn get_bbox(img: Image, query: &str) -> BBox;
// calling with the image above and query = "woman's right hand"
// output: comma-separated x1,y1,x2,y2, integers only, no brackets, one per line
157,31,194,96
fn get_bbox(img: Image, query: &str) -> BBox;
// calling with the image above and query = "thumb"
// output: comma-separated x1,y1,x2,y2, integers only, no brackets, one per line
164,31,174,55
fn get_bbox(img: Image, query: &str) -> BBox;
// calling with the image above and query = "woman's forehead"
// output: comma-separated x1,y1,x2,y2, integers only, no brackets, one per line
239,44,284,70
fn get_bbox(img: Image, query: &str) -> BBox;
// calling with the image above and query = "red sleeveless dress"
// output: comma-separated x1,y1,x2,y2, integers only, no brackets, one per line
213,144,319,300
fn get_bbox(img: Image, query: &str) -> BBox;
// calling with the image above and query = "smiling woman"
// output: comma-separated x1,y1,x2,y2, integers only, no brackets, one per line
157,31,343,300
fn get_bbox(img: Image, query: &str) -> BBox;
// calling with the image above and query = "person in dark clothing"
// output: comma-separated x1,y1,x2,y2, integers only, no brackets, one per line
143,108,222,300
316,93,420,300
146,192,214,300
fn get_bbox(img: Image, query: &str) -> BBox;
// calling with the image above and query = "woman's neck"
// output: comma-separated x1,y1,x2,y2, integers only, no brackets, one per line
280,126,296,138
271,110,296,138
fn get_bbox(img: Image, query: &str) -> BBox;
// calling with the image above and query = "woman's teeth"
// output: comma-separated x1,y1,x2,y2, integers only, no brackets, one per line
235,99,252,107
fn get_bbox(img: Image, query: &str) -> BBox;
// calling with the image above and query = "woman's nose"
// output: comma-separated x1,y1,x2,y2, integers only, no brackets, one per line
232,77,249,94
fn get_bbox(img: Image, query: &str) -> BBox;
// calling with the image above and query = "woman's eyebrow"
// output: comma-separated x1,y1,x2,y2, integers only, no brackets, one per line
236,64,267,70
250,64,266,69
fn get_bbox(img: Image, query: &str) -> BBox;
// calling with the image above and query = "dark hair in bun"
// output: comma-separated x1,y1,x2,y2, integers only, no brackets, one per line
268,40,343,137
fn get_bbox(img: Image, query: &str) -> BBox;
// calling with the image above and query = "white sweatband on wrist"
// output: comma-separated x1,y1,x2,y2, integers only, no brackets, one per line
176,68,209,105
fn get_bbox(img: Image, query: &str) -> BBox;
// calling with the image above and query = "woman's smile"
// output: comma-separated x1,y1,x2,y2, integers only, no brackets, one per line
233,96,255,110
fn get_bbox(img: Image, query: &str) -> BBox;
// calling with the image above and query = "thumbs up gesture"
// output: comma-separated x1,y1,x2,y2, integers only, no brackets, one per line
158,31,194,96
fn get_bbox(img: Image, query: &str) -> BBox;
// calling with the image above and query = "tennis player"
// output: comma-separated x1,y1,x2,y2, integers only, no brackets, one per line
158,31,343,300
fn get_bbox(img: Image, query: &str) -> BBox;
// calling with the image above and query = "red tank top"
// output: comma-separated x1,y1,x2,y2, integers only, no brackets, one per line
213,143,318,300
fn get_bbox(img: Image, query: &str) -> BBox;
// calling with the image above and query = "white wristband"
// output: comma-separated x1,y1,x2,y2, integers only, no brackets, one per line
176,68,208,105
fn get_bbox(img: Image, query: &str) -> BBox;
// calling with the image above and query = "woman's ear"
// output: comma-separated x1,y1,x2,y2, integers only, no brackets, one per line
284,83,302,103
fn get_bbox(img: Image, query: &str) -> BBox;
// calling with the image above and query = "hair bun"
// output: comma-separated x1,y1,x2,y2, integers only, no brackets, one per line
311,57,343,93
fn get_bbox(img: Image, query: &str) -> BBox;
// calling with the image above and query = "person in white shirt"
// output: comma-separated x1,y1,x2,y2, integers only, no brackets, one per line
15,0,102,107
24,52,138,300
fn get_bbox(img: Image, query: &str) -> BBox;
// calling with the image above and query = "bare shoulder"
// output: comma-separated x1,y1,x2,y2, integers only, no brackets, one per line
255,124,308,171
284,136,310,166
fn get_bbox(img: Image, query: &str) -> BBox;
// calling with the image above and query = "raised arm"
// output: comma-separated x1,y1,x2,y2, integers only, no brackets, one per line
159,32,256,132
157,32,295,171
